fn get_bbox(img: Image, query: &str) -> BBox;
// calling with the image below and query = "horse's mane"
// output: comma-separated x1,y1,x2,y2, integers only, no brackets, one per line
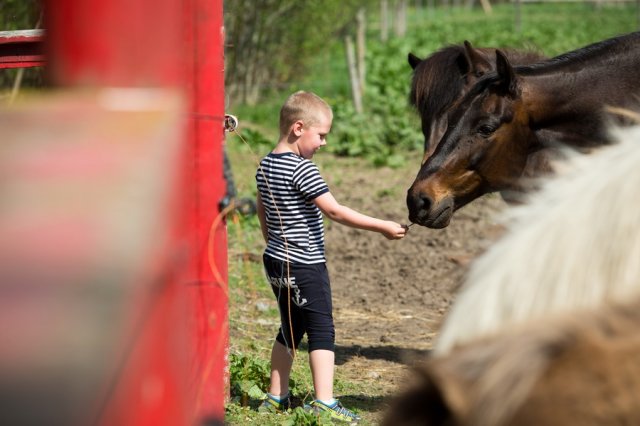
409,45,468,120
456,32,640,106
424,297,640,426
435,123,640,354
410,45,543,123
515,31,640,74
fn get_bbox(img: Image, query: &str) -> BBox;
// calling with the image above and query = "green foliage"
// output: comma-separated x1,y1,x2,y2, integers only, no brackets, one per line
229,352,309,404
229,352,271,405
236,128,274,154
0,0,41,30
224,0,375,105
285,407,335,426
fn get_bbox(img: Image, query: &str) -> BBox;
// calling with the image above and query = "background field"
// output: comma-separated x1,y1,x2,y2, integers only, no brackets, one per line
224,3,638,424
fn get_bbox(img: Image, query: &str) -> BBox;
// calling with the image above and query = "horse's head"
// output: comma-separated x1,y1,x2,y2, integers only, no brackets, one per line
408,41,496,162
407,51,537,228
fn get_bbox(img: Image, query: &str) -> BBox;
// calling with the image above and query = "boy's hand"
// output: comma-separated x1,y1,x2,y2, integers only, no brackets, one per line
381,221,408,240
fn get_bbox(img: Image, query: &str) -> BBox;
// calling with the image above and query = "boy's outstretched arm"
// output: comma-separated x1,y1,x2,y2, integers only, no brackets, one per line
256,192,268,243
314,192,407,240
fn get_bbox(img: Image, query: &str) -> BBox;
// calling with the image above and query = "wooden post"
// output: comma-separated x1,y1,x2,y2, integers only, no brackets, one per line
356,8,366,96
380,0,389,42
394,0,408,38
345,35,363,114
479,0,493,14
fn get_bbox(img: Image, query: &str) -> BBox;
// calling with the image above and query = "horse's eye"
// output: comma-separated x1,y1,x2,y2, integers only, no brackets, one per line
477,124,496,137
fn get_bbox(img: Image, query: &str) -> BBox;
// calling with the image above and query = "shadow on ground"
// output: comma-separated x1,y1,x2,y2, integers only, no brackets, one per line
335,344,431,366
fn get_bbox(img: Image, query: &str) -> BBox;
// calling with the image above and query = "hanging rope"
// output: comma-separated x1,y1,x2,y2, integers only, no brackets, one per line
209,118,297,360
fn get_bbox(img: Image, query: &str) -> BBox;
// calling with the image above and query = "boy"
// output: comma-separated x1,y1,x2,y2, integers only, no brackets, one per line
255,91,407,424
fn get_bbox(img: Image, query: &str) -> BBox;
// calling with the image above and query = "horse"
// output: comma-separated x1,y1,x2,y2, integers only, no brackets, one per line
407,31,640,228
383,297,640,426
383,123,640,425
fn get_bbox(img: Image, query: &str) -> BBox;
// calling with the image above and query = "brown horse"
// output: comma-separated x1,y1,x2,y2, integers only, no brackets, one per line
407,31,640,228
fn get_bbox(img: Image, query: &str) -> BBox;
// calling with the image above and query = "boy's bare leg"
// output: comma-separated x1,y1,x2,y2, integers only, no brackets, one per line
269,340,294,396
309,349,335,401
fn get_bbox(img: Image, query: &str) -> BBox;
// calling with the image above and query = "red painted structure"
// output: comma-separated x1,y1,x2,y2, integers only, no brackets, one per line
1,1,228,425
0,29,45,68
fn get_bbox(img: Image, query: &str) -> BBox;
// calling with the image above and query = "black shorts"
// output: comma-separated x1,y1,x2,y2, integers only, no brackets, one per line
263,254,335,352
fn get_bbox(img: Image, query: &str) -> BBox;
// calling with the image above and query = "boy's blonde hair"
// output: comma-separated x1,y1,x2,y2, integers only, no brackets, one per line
279,91,333,137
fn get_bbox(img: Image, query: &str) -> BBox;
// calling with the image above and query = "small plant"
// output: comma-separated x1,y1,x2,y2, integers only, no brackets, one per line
283,407,334,426
229,352,309,407
229,352,270,406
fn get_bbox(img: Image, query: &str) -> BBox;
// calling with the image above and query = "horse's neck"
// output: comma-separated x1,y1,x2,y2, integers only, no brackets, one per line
523,57,640,148
520,31,640,75
521,31,640,119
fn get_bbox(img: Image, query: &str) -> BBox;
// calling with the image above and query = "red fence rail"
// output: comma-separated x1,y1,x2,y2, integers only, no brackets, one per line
0,29,45,69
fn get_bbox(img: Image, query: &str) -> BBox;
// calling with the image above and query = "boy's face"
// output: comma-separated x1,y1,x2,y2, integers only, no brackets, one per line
296,112,332,159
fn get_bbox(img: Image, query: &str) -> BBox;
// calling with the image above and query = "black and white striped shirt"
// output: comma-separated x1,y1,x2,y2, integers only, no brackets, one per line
256,152,329,264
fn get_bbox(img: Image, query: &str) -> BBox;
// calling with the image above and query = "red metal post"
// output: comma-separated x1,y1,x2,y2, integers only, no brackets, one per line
41,0,228,424
181,0,229,422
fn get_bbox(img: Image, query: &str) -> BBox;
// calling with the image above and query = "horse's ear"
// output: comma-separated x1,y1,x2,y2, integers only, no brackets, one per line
495,49,518,96
408,52,423,70
462,40,492,77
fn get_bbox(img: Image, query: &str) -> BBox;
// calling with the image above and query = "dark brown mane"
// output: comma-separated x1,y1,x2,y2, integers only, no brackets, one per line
409,45,468,120
516,31,640,75
409,45,543,126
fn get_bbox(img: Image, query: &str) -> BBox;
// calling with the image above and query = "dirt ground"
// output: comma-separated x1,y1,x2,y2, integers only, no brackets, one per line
318,154,508,420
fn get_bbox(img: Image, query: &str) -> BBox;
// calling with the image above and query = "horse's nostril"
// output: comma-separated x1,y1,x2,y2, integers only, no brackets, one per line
420,195,432,212
407,190,433,217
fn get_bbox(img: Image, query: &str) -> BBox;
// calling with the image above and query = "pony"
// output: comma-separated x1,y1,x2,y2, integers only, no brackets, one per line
382,297,640,426
407,31,640,228
383,122,640,425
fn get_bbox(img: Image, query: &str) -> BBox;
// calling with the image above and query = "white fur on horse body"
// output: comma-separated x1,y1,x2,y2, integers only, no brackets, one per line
383,296,640,426
434,125,640,355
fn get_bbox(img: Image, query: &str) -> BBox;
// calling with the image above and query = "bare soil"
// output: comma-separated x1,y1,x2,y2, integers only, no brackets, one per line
318,154,508,422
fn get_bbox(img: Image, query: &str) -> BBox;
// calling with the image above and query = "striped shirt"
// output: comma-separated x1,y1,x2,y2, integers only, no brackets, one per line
256,152,330,264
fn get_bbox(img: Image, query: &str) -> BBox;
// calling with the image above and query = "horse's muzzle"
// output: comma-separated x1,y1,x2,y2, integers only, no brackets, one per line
406,189,454,229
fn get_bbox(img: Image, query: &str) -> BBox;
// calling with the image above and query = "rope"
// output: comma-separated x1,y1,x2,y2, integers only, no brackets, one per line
235,129,297,360
208,125,297,360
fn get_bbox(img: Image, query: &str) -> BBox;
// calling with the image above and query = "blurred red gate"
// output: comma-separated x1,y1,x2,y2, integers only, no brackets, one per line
0,1,228,425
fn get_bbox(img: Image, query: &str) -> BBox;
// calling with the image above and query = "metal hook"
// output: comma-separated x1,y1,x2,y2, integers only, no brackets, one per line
224,114,238,132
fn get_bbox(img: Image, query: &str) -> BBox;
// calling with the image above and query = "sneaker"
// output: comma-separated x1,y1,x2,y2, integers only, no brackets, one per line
307,399,361,424
258,393,291,413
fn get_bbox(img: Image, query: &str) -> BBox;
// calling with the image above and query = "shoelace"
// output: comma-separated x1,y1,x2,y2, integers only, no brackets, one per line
323,401,358,419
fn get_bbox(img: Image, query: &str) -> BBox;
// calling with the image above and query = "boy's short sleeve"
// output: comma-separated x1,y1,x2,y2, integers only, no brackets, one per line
292,160,329,201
